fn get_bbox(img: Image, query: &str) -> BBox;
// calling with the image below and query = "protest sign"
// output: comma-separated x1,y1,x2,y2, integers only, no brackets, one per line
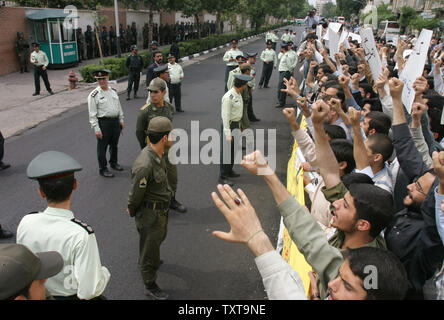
359,28,383,82
399,29,433,113
328,26,340,61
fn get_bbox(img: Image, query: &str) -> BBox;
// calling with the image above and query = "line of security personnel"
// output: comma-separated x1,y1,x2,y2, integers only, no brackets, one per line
126,45,144,100
127,116,174,300
136,77,186,214
87,69,125,178
17,151,110,300
219,73,253,186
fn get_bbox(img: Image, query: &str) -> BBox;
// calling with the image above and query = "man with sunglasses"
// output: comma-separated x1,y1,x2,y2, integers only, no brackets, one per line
88,69,125,178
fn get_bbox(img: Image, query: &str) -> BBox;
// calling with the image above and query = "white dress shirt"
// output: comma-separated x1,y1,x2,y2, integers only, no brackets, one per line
88,86,124,133
168,62,184,84
17,207,111,299
30,50,49,67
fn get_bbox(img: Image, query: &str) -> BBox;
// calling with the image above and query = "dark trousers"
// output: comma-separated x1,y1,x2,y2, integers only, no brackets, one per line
0,131,4,163
135,208,169,285
127,71,141,95
18,53,28,72
168,82,182,111
247,89,256,120
33,66,51,94
278,71,291,106
219,122,240,178
224,65,237,92
259,62,274,87
86,43,93,59
97,118,121,171
272,42,277,51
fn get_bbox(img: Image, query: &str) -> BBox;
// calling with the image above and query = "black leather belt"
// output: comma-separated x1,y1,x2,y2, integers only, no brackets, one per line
144,200,170,210
98,117,119,121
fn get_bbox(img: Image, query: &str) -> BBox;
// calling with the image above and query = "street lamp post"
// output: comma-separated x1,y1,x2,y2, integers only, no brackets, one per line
114,0,121,58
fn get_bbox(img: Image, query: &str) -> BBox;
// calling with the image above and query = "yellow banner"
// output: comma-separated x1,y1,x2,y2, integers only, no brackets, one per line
281,139,313,297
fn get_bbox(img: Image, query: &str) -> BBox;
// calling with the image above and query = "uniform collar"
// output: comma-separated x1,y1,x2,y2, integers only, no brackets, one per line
146,145,162,164
43,207,75,219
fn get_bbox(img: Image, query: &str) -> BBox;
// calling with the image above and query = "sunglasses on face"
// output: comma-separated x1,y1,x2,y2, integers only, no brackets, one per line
149,90,159,93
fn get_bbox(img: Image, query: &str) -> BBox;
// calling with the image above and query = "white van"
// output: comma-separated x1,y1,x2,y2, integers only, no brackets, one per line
378,21,400,39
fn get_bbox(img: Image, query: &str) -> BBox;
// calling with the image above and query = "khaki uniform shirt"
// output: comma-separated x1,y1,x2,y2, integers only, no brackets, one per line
260,48,278,65
127,145,172,216
223,48,244,67
135,101,174,149
88,86,124,133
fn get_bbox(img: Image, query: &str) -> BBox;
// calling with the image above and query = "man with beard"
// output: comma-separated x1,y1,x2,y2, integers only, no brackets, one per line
384,77,444,299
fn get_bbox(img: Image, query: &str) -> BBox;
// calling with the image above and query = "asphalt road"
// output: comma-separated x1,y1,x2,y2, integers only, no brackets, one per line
0,26,305,300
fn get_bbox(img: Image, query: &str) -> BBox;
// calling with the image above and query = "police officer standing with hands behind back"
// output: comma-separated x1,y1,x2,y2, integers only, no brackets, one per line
88,69,125,178
127,116,174,300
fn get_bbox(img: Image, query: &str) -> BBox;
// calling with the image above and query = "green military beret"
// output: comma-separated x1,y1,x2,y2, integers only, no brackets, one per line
147,116,173,133
27,151,82,180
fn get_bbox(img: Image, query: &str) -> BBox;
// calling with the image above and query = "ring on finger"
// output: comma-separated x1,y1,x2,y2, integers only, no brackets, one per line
234,197,242,206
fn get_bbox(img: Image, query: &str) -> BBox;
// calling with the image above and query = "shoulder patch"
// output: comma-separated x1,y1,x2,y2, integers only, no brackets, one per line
139,177,147,189
91,90,98,98
71,218,94,234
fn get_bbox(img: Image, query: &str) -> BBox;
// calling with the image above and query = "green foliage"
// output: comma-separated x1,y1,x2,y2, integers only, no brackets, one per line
411,17,441,31
79,22,288,82
322,2,336,19
336,0,365,20
399,6,417,29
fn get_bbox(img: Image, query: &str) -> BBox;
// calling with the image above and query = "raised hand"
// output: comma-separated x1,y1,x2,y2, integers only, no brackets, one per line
241,150,274,176
389,77,404,100
412,76,428,96
411,102,428,127
311,100,330,125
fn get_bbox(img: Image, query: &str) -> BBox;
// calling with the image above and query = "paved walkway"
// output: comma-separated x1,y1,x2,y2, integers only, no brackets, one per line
0,34,265,138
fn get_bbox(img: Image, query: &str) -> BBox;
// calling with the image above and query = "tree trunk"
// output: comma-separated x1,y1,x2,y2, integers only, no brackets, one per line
195,14,201,39
216,12,221,34
149,7,153,46
94,23,104,65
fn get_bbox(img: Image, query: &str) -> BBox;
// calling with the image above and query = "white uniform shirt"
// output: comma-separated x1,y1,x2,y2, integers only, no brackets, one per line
278,51,293,72
30,50,49,67
281,33,292,43
167,62,184,84
248,66,256,89
223,48,244,66
221,88,243,137
17,207,111,299
88,86,124,133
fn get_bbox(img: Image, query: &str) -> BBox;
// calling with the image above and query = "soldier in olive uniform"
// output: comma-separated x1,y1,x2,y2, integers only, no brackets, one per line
101,26,109,57
126,45,144,100
109,26,116,55
84,26,93,59
136,78,186,214
127,116,174,300
76,28,85,62
143,23,149,49
120,24,127,53
131,22,137,46
16,32,29,73
126,25,132,51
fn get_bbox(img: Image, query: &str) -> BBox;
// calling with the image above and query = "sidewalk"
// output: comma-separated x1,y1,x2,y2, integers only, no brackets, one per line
0,33,265,139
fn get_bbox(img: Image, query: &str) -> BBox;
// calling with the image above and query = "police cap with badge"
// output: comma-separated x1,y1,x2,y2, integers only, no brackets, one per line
236,55,247,63
131,45,138,51
93,69,111,79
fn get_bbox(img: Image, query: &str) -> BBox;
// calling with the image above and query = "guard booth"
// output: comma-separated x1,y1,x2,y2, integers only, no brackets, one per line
26,9,79,68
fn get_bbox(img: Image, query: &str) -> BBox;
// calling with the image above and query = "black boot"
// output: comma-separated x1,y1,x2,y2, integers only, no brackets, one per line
126,92,131,100
169,196,187,213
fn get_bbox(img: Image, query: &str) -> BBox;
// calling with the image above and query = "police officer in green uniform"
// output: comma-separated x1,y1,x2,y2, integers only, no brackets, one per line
126,45,144,100
15,32,29,73
219,73,253,186
136,78,186,213
127,116,174,300
88,69,125,178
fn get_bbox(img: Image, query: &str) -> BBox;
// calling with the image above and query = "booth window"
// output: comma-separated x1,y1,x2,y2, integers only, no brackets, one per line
35,21,48,42
50,21,60,42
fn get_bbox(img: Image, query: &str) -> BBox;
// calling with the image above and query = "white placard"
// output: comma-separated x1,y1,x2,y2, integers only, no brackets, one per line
328,26,340,61
359,28,383,83
399,29,433,113
314,50,324,64
349,33,362,43
329,22,342,33
344,38,351,49
338,31,348,51
316,25,323,39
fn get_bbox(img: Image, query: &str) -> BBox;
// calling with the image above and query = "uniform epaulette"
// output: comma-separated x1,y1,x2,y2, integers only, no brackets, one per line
91,90,98,98
229,94,233,99
111,88,117,92
71,218,94,234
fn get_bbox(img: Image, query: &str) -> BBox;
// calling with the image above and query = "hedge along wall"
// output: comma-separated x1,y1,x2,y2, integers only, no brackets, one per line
79,23,290,83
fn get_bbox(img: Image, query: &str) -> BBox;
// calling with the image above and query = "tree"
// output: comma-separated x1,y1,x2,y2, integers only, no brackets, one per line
322,2,336,18
336,0,365,20
399,6,417,33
